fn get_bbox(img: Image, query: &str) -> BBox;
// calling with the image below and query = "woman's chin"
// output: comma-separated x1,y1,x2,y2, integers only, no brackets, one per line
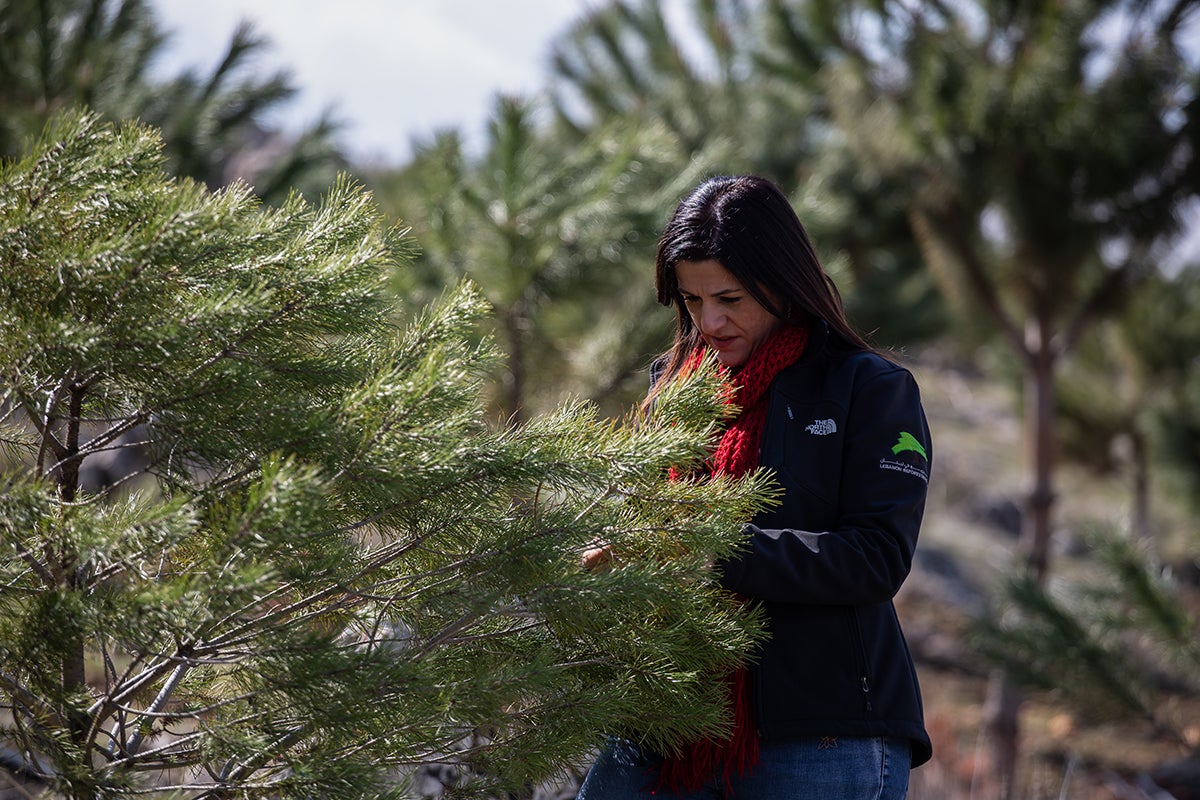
715,352,747,369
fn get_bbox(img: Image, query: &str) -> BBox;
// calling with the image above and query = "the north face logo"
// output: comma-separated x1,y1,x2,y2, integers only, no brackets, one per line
805,419,837,435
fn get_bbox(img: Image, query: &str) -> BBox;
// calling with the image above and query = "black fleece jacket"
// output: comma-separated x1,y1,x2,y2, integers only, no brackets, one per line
716,321,934,767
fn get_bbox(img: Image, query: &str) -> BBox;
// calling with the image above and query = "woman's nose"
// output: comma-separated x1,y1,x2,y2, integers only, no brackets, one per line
699,305,725,333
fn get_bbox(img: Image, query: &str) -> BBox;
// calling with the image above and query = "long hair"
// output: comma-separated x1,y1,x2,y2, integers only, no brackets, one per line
650,175,870,395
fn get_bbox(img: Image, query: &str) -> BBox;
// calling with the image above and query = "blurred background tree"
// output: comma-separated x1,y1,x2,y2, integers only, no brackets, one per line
790,1,1200,791
548,0,950,350
1058,268,1200,549
974,524,1200,800
373,93,740,419
0,0,346,203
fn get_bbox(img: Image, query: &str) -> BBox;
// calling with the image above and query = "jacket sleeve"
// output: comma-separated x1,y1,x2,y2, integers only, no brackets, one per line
717,364,932,606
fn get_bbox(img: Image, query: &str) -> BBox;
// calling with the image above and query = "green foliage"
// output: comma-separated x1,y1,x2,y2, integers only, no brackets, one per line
0,113,771,798
547,0,950,348
811,0,1200,343
972,525,1200,743
372,94,725,420
0,0,163,150
1057,267,1200,475
0,0,346,204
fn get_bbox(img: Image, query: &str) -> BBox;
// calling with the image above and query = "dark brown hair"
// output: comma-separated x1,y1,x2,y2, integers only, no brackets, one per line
650,175,870,393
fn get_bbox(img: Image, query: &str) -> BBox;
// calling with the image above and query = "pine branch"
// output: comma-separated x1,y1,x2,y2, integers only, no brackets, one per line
2,112,771,798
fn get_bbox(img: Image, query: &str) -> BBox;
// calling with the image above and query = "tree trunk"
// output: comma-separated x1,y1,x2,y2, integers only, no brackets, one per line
1022,319,1057,584
979,669,1022,800
981,318,1059,799
60,382,90,743
1130,429,1153,546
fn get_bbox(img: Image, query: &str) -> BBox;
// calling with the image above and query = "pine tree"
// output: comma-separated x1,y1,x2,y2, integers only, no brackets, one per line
1057,268,1200,547
372,94,722,421
547,0,949,349
789,2,1200,793
0,112,771,799
0,0,346,204
973,523,1200,765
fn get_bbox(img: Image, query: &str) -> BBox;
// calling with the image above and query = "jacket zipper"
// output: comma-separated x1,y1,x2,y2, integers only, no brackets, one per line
849,608,874,713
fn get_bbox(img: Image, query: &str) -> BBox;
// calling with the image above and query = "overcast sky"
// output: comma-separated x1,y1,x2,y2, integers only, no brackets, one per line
148,0,599,166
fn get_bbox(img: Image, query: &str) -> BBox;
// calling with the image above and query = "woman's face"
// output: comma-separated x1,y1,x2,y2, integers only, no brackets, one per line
675,259,782,369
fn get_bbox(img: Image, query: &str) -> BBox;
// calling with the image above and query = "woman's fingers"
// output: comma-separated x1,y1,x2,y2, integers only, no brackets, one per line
581,542,614,570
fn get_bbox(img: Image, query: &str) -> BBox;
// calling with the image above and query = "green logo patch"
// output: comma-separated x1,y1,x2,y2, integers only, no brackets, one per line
891,431,927,460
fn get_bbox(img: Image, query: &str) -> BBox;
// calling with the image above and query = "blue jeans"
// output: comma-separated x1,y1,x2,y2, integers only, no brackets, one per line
576,736,911,800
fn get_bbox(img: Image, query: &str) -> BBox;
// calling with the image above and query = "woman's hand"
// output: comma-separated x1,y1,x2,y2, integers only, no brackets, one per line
581,541,615,570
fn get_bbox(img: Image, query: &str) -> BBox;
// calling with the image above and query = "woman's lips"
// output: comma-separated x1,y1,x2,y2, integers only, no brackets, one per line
707,335,737,350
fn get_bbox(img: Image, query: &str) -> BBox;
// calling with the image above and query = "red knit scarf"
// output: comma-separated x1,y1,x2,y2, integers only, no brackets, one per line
656,322,810,794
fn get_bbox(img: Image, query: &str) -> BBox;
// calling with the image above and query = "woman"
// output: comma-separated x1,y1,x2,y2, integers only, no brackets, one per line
577,175,932,800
